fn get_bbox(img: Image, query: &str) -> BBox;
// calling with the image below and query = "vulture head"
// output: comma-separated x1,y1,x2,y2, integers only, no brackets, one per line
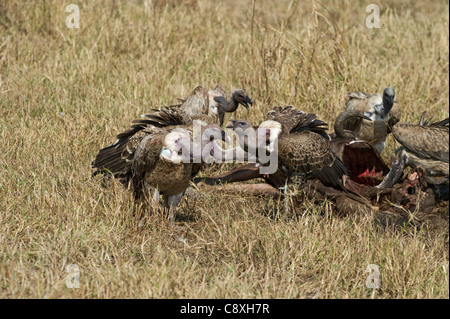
209,88,253,126
231,89,253,111
201,123,229,144
258,120,282,142
160,130,193,165
370,87,395,121
225,119,252,130
226,119,282,155
225,119,255,150
193,123,231,162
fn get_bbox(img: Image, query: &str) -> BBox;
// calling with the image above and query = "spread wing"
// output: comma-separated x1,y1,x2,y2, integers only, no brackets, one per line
267,106,329,138
92,125,165,182
138,106,193,128
393,123,449,163
93,104,194,180
345,92,381,113
180,86,209,116
418,111,449,127
212,84,227,98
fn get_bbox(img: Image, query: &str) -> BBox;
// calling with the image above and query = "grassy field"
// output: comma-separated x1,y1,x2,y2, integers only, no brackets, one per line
0,0,448,299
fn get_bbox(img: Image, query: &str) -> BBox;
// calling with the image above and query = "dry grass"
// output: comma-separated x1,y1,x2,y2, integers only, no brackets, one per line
0,0,448,298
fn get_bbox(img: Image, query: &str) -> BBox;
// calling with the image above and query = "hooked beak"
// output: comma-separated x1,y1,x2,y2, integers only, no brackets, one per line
240,97,253,111
225,120,236,129
160,148,173,162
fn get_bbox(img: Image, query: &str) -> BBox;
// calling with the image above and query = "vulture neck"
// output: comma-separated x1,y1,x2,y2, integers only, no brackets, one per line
222,93,239,113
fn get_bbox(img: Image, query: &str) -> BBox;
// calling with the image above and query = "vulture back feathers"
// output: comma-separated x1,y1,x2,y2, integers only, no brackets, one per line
377,113,449,189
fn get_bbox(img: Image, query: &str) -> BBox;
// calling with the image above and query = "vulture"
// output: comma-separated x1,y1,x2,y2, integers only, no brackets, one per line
330,111,390,186
377,112,449,189
343,87,400,153
92,106,228,221
178,85,253,126
225,106,349,191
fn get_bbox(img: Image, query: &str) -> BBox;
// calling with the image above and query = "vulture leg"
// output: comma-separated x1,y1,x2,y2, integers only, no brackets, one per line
377,148,408,189
282,179,290,213
152,189,160,203
165,193,184,224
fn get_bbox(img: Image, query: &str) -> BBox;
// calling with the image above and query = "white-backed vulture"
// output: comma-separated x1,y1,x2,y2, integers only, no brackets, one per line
343,87,400,153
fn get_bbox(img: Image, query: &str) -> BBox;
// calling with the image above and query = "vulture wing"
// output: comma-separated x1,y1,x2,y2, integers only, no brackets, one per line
267,106,329,139
128,132,166,193
212,84,227,98
345,92,380,113
92,125,165,182
393,123,449,163
137,106,193,128
180,86,209,116
277,131,348,188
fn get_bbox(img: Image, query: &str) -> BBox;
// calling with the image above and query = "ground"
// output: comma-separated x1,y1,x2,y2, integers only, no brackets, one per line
0,0,448,298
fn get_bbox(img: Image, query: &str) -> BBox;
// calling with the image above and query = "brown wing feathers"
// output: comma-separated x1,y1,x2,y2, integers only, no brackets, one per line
93,101,203,186
265,106,349,189
393,123,449,163
137,106,193,128
277,130,348,189
309,153,348,188
92,142,129,177
92,107,187,180
267,106,329,139
92,127,159,183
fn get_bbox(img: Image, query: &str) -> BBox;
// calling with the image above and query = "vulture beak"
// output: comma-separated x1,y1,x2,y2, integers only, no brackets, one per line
226,121,236,129
240,97,253,111
160,148,173,162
